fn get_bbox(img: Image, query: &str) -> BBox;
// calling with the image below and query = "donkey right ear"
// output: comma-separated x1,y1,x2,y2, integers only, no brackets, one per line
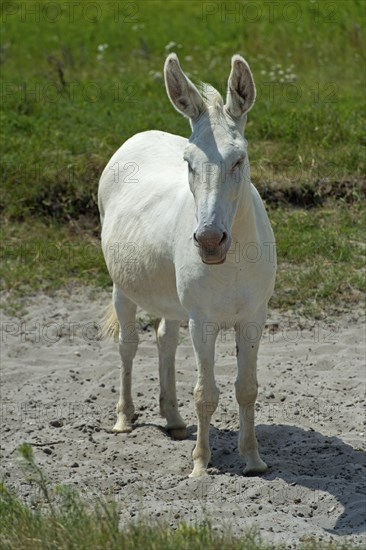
164,54,206,121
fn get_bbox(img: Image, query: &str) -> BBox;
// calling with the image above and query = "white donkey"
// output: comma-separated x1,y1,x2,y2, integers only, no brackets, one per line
99,54,276,477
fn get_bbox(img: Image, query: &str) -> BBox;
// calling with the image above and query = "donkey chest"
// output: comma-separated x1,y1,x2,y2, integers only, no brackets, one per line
177,259,274,321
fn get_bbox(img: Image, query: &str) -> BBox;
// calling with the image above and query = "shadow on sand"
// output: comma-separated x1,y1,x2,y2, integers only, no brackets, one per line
132,419,365,535
207,423,365,535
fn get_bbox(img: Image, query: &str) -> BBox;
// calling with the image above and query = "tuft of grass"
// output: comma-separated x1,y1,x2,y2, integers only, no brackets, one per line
0,444,360,550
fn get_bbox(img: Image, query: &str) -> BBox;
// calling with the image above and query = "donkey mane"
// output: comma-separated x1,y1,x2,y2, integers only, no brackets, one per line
197,82,224,109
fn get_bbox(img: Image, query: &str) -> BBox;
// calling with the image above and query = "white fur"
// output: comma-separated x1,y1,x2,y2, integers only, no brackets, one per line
98,54,276,477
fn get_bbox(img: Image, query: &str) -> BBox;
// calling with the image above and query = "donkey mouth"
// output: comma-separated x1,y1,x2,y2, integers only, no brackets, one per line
198,247,227,265
202,256,227,265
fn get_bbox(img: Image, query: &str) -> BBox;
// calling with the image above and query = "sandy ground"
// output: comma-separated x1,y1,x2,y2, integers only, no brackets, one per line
1,288,365,548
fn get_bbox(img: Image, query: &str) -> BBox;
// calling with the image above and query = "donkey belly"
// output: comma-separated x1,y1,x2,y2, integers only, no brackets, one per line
104,231,188,319
100,131,191,320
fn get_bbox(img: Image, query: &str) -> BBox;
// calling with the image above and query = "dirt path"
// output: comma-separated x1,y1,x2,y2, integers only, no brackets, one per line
1,289,365,548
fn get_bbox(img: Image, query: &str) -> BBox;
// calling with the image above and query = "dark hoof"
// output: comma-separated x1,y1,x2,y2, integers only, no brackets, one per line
168,427,188,440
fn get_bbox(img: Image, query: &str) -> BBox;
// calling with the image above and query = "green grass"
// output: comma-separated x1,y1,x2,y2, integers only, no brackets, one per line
1,0,365,311
0,444,359,550
1,0,365,220
271,202,366,314
0,218,109,293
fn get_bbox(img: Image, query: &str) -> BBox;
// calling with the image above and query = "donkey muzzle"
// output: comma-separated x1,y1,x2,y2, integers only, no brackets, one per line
193,227,231,265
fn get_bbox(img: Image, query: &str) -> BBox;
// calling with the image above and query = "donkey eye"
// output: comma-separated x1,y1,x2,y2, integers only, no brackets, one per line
232,158,244,171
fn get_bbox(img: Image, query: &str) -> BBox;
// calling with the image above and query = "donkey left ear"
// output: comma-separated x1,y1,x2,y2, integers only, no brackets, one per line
225,55,256,119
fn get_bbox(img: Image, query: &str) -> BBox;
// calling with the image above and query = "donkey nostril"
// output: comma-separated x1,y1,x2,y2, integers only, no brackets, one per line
194,230,227,247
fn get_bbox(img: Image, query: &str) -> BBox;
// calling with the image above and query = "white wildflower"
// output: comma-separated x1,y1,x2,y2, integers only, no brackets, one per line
97,43,108,53
165,41,177,51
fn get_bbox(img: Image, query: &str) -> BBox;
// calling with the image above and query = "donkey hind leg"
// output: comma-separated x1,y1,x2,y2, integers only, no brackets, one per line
157,318,187,440
112,287,139,433
235,319,268,474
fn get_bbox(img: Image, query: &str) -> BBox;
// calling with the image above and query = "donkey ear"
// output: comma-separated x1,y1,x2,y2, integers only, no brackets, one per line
164,53,206,121
225,55,256,119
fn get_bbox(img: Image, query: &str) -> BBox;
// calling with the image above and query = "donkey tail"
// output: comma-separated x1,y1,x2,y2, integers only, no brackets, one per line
102,304,119,339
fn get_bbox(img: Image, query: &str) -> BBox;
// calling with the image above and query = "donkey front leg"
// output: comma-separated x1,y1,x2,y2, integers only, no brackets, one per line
157,318,187,440
235,320,267,474
112,287,139,433
189,317,220,478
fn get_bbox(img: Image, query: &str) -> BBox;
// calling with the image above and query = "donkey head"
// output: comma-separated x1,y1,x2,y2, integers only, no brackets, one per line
164,53,256,265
